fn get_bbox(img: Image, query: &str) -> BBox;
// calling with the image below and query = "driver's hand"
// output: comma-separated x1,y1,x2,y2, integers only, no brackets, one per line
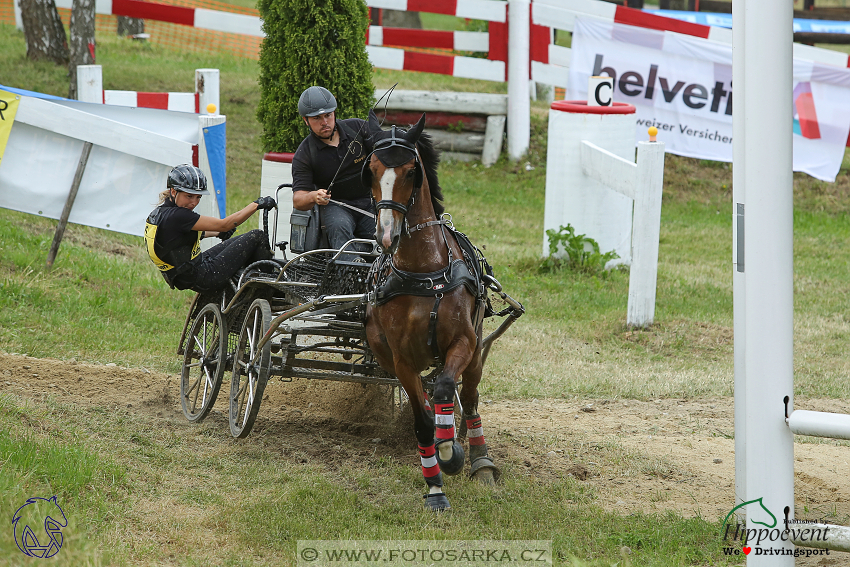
218,228,236,241
315,189,330,205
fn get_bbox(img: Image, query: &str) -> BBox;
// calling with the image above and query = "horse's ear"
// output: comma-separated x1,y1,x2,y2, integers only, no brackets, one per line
405,113,426,144
367,109,382,137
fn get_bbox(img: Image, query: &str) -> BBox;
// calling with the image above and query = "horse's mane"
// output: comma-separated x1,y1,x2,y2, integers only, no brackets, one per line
416,131,445,217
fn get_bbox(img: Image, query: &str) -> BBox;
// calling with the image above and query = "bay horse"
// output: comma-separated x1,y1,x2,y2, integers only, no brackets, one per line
362,110,499,511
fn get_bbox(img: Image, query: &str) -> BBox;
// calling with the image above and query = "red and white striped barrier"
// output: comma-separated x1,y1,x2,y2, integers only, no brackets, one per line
367,26,489,52
532,0,850,69
366,0,506,23
366,46,506,82
77,66,220,114
53,0,264,37
44,0,850,75
103,90,199,112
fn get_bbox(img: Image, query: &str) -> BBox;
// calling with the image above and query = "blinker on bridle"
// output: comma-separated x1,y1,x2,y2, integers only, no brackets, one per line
371,125,421,217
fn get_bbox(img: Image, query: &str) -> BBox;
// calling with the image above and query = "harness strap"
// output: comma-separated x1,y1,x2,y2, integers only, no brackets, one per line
427,293,444,360
408,219,447,234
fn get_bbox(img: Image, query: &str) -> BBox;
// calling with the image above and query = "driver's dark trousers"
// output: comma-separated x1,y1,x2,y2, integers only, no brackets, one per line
172,229,273,292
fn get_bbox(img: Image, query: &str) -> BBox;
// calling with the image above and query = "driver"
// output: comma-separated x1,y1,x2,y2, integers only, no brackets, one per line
291,86,374,252
145,164,277,292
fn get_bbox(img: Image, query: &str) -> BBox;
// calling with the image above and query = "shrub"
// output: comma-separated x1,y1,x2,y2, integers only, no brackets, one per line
256,0,375,153
540,224,620,277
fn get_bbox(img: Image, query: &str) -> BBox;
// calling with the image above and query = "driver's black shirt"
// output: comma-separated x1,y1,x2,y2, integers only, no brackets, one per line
291,118,371,204
150,199,200,267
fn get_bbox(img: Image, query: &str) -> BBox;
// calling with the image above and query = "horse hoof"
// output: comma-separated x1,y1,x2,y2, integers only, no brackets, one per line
436,441,465,476
423,492,451,511
470,457,501,485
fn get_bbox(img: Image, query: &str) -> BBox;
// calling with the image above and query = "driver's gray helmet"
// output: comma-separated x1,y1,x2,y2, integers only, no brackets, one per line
298,86,337,117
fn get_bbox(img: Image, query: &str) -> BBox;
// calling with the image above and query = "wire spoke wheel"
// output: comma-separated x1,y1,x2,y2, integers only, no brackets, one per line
229,298,272,438
181,303,227,422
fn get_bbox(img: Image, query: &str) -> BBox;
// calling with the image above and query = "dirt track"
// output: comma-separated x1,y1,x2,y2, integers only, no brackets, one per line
2,352,849,564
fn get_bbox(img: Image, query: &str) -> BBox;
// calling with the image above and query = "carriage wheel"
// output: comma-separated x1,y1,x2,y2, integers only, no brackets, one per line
229,298,272,438
181,303,227,422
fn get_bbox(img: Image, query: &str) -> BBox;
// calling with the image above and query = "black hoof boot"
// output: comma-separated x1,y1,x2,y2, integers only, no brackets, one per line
469,456,501,485
436,440,465,476
423,492,451,511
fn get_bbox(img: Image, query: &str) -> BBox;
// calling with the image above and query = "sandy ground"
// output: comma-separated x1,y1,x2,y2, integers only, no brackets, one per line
2,352,849,565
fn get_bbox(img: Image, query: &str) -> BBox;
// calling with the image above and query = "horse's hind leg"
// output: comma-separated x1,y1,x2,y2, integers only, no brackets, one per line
459,352,501,485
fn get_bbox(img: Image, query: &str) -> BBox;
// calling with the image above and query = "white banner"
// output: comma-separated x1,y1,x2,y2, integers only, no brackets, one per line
0,87,201,237
568,17,850,182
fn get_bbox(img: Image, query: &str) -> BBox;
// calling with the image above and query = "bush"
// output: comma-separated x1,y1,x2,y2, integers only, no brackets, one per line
540,224,620,277
256,0,375,153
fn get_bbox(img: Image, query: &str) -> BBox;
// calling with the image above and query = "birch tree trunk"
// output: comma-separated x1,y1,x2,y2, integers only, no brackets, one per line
19,0,69,65
117,16,145,36
68,0,95,99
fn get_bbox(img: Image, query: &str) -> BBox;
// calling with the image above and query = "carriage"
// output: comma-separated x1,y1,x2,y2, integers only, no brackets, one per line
176,112,524,509
176,188,523,439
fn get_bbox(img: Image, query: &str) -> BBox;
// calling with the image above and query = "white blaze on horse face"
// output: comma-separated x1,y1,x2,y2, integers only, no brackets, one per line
378,168,398,249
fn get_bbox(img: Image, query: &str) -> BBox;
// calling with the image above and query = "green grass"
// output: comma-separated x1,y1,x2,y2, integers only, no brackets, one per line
0,392,743,567
2,17,850,566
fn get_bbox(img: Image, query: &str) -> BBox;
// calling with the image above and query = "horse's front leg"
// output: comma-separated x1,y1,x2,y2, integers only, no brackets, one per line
431,339,473,478
396,361,451,511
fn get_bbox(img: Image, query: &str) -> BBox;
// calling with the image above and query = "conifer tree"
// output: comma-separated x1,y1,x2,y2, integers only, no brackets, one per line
257,0,375,153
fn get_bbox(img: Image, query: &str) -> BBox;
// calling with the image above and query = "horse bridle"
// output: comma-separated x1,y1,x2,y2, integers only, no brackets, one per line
368,125,422,222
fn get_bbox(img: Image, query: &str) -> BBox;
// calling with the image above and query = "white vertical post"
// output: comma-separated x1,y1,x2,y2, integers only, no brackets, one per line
76,65,103,104
195,69,220,114
14,0,23,31
626,140,664,328
507,0,530,160
732,0,747,521
741,0,795,564
197,114,226,252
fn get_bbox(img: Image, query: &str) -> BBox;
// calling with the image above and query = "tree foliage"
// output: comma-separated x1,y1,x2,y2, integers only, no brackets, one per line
257,0,375,153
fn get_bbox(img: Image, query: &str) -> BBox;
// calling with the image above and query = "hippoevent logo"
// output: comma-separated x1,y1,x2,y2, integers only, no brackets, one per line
720,497,831,558
12,496,67,558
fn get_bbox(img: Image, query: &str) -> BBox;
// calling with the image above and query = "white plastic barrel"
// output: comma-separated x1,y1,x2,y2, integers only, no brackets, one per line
543,101,636,263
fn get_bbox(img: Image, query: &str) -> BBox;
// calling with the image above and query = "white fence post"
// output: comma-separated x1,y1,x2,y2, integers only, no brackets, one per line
76,65,103,103
740,0,795,563
507,0,530,160
14,0,23,31
195,69,220,114
627,140,665,327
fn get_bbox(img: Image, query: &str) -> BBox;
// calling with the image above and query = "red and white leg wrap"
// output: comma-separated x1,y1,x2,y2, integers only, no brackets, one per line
466,415,486,447
434,403,455,443
423,392,432,413
418,443,443,487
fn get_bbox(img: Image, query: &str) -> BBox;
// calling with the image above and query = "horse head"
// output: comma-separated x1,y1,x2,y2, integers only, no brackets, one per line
362,109,427,255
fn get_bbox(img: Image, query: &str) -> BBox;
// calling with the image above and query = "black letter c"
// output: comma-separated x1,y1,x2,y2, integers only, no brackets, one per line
595,82,612,106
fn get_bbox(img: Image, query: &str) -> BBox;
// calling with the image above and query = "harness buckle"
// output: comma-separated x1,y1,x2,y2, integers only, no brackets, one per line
441,213,454,230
